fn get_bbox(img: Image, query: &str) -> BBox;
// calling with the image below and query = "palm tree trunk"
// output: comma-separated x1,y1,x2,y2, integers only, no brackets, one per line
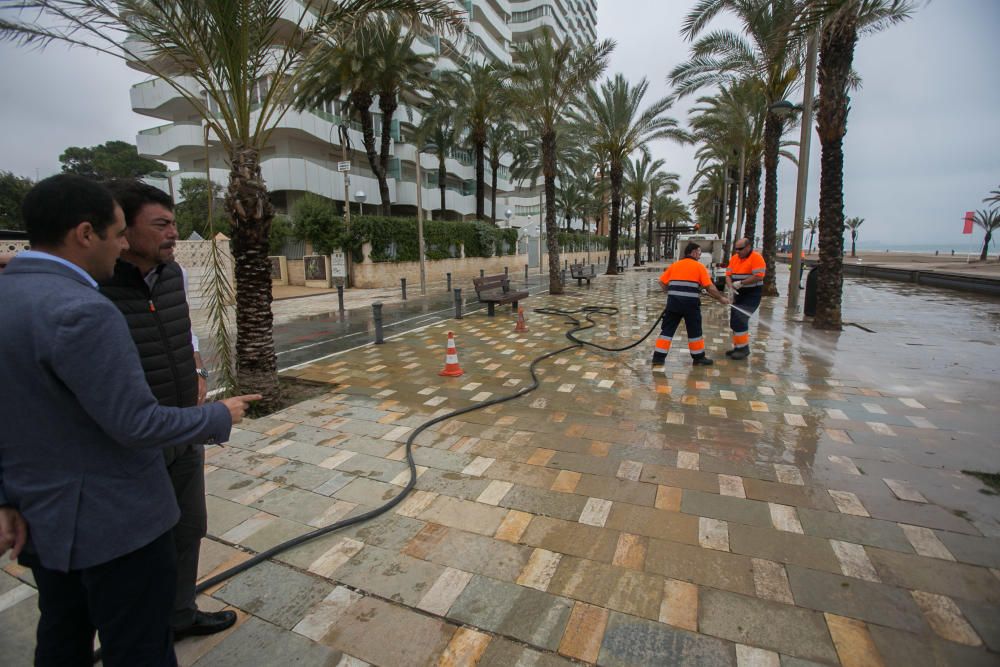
490,159,498,225
633,199,642,265
761,112,783,296
377,95,397,216
474,139,486,220
353,92,383,216
607,162,623,276
646,191,656,261
724,164,738,257
980,231,991,261
542,130,562,294
814,13,858,331
744,160,761,243
851,232,857,257
438,157,447,220
225,147,278,406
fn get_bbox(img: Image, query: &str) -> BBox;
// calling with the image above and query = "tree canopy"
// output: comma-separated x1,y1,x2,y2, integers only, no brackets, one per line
0,171,34,229
59,140,166,180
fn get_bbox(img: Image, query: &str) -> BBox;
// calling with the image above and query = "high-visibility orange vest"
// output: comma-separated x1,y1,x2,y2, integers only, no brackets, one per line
726,251,766,283
659,258,711,299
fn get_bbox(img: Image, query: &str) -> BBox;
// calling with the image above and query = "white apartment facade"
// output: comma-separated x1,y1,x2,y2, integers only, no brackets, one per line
133,0,598,229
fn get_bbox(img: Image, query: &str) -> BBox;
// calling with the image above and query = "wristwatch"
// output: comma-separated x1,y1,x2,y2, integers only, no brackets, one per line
196,368,209,380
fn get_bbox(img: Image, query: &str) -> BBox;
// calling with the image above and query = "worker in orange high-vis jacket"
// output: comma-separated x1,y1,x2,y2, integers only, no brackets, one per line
725,237,766,360
652,242,730,368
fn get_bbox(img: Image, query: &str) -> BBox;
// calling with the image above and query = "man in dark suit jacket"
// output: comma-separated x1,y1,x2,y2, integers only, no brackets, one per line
0,175,259,667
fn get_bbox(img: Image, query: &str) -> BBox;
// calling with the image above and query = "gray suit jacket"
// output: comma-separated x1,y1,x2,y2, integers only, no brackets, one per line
0,256,231,572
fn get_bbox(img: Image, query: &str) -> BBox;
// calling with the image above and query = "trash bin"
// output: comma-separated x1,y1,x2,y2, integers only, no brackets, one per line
803,263,820,317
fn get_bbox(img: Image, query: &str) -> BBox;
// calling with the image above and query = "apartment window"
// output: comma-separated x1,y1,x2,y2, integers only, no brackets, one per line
511,5,552,23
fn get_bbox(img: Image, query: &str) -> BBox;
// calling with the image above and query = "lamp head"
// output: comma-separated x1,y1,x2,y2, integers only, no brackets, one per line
355,190,366,203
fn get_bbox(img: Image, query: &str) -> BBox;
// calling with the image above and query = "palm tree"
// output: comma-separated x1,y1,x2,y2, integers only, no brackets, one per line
444,61,508,220
646,171,681,260
673,0,805,296
844,216,863,257
624,153,666,265
486,119,519,225
799,0,916,329
416,102,460,220
805,215,819,254
0,0,464,403
509,34,614,294
573,74,689,275
973,209,1000,261
983,185,1000,210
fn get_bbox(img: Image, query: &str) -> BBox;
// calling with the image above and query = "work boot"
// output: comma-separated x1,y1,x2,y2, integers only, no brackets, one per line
692,356,714,366
729,348,750,360
651,356,665,367
724,348,738,357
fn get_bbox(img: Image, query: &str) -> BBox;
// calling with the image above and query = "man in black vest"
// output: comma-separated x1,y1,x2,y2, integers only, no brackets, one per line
101,181,237,641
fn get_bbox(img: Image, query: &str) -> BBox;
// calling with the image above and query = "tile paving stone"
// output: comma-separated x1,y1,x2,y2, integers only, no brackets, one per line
191,616,341,666
680,490,774,528
214,560,334,630
830,539,881,582
796,508,914,553
205,494,260,536
547,555,661,620
265,460,352,493
741,478,839,512
868,624,1000,667
910,590,983,646
778,658,830,667
401,523,532,581
416,494,509,536
857,494,980,535
698,588,839,664
517,548,563,591
500,484,589,522
334,511,426,552
249,485,345,525
0,588,38,667
824,613,886,667
478,636,578,667
751,558,794,604
785,564,928,633
417,567,474,616
645,538,756,596
728,524,842,574
331,476,400,506
412,468,493,500
235,515,315,553
605,503,700,544
574,474,658,506
292,586,363,642
558,601,610,663
867,547,1000,604
332,543,446,606
548,450,621,476
656,485,683,511
659,578,699,631
330,451,409,482
520,515,621,562
736,644,781,667
495,509,534,543
613,532,648,570
935,532,1000,569
900,524,955,561
598,610,736,667
955,598,1000,652
447,575,573,651
321,597,456,667
205,467,278,502
641,464,722,493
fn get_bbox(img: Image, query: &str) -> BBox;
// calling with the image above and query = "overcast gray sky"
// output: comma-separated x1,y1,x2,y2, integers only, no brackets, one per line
1,1,997,248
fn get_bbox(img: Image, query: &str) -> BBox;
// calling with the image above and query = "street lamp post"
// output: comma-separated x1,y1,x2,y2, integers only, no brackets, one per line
355,190,367,216
778,30,818,312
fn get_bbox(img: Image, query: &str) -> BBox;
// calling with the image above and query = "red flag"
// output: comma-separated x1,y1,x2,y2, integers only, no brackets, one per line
963,211,974,234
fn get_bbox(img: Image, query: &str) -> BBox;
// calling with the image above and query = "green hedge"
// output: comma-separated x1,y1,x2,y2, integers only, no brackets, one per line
291,194,601,261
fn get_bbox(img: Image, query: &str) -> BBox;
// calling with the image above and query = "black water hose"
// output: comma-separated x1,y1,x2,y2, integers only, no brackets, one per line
196,305,666,593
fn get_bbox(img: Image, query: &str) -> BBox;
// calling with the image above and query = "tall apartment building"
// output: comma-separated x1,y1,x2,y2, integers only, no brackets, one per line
132,0,597,228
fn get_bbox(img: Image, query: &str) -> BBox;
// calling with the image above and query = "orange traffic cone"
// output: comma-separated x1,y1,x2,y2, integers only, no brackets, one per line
438,331,464,377
514,307,528,332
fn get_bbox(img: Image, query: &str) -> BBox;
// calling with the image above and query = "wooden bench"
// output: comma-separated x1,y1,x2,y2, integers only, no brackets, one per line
472,274,528,316
570,264,596,286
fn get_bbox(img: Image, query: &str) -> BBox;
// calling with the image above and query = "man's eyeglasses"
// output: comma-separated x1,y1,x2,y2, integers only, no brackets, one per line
734,245,749,251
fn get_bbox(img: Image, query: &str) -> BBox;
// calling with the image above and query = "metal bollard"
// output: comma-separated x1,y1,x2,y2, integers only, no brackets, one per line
372,302,384,344
401,277,407,300
453,288,463,319
337,284,344,312
480,268,485,278
504,266,509,277
561,269,566,284
446,272,452,292
524,264,528,281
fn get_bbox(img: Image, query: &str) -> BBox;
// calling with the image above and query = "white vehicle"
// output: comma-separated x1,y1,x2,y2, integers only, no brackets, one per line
675,234,727,290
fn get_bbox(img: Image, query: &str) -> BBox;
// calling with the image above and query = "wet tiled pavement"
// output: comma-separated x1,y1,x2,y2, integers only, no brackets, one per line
2,266,999,666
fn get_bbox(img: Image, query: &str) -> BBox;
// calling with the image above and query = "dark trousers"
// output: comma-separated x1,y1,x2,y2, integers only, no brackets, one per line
653,297,705,359
163,443,207,627
730,287,762,349
31,530,177,667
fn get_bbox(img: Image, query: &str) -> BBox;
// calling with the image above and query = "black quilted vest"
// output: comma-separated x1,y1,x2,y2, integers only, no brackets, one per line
100,260,198,408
